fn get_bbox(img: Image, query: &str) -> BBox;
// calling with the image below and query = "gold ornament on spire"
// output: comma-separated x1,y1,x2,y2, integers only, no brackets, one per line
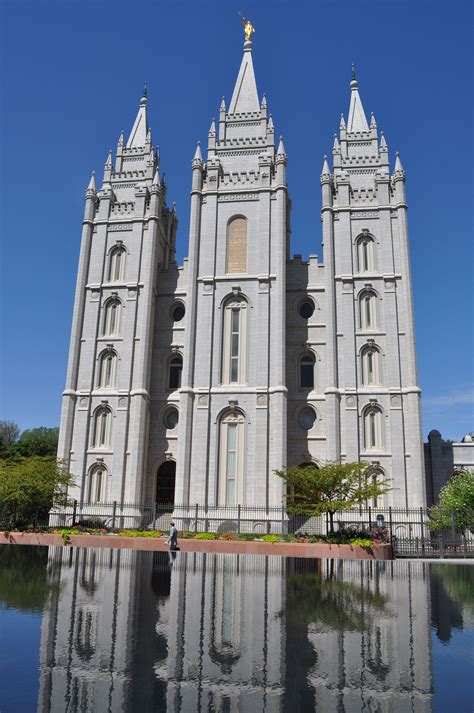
239,13,255,42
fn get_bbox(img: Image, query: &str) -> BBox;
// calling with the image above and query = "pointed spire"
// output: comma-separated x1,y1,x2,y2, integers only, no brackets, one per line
193,140,203,161
148,149,154,164
347,67,369,132
340,113,346,129
261,93,267,109
380,132,387,150
229,39,260,114
86,171,96,192
394,152,404,172
105,150,112,168
321,155,331,175
208,118,216,134
268,115,274,130
370,112,377,128
220,96,226,112
126,89,149,148
118,130,124,147
277,135,286,156
333,134,340,150
152,168,160,187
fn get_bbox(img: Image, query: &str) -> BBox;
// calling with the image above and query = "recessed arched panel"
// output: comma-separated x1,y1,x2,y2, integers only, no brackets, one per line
156,461,176,505
226,217,247,273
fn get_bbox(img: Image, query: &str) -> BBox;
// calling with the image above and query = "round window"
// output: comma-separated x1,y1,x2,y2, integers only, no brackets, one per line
299,407,316,430
298,300,314,319
172,303,185,322
164,408,179,429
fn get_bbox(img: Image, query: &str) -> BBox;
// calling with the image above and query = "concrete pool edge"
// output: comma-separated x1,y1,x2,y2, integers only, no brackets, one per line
0,531,392,559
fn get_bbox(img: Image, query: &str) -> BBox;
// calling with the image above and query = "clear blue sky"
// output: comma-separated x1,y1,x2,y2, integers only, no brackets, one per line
1,0,473,440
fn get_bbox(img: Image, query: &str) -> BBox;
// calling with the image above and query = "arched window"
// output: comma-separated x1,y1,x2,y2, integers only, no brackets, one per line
361,347,380,386
222,297,247,384
92,408,111,448
103,299,120,336
299,353,315,388
88,465,107,503
168,355,183,390
98,350,117,388
357,236,375,272
108,246,126,282
360,291,377,330
226,217,247,273
218,410,245,506
364,407,383,450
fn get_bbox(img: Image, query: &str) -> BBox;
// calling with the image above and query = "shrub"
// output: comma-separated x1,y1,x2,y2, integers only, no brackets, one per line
194,532,217,540
263,534,279,543
76,518,107,529
350,537,374,547
220,532,236,540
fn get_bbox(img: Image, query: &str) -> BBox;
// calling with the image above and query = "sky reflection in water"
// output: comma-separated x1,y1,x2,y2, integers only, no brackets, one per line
0,546,472,713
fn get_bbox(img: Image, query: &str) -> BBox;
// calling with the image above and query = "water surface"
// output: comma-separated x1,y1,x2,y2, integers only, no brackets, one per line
0,545,472,712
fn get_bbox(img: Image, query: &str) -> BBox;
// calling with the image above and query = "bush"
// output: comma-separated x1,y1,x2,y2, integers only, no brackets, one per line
75,518,107,529
350,538,374,547
195,532,217,540
263,534,279,543
220,532,236,540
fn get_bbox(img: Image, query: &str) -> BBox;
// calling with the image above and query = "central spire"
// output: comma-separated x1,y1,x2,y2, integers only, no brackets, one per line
347,65,369,133
229,22,260,115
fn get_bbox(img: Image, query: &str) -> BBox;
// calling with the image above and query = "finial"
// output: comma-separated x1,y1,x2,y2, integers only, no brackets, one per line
239,12,255,42
352,63,356,81
143,82,147,98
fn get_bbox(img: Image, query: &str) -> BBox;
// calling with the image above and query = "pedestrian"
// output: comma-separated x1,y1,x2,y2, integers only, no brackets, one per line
167,521,179,551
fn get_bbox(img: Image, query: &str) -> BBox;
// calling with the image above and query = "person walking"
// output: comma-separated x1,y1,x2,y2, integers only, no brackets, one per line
167,521,179,551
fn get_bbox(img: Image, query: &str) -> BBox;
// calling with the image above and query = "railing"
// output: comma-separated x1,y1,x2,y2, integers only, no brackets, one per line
1,501,473,557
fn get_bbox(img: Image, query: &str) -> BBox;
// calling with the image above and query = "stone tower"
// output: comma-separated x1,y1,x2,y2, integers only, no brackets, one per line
320,68,425,506
173,35,290,508
57,90,177,505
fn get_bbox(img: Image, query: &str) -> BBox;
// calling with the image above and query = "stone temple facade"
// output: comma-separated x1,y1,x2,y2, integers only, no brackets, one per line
58,34,426,510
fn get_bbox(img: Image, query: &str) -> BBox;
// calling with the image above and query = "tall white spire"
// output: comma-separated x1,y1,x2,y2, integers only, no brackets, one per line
228,37,260,114
126,86,149,149
347,65,369,132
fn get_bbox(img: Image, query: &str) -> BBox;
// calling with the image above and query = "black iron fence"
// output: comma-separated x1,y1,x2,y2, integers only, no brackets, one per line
1,500,472,557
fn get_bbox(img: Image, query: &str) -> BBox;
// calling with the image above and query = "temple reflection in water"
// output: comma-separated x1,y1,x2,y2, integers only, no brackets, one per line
37,549,433,712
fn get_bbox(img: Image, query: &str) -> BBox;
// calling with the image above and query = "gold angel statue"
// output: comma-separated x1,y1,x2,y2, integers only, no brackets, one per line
240,13,255,41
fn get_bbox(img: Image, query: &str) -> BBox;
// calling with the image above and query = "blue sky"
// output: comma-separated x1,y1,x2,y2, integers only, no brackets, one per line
1,0,473,440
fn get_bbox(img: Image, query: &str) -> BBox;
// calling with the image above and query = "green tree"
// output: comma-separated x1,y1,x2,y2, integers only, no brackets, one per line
16,427,59,457
0,420,20,457
275,461,391,534
428,468,474,533
0,456,74,526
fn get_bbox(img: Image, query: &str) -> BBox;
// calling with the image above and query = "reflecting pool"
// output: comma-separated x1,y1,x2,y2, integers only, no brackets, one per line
0,546,473,712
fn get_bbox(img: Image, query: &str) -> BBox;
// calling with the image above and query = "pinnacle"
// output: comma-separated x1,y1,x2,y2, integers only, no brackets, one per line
277,136,286,155
152,168,160,186
370,112,377,128
86,171,96,191
193,140,203,161
333,134,340,150
105,150,112,167
209,118,216,134
268,115,274,130
394,152,404,172
321,155,331,175
380,132,387,150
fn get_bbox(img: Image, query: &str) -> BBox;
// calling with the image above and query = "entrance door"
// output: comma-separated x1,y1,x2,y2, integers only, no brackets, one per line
156,461,176,506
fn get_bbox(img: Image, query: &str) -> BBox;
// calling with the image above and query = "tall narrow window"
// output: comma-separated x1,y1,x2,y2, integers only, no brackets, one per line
88,466,107,503
361,347,380,386
92,408,111,448
364,407,383,450
103,300,120,336
357,236,375,272
360,292,377,330
108,247,126,282
299,353,315,388
98,351,117,388
168,355,183,389
226,217,247,273
219,411,245,505
222,297,247,384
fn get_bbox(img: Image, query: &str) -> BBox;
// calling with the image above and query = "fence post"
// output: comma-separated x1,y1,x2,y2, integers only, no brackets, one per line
237,504,241,534
194,503,199,533
281,504,285,535
152,503,157,529
111,501,117,530
388,506,393,543
368,506,372,530
72,499,77,526
451,510,456,546
420,507,425,555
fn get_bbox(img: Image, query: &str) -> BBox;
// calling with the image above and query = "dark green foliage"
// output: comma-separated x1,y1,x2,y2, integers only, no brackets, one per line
428,469,474,533
16,427,59,457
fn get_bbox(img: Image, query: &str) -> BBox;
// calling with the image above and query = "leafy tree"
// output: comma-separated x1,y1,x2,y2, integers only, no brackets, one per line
16,427,59,457
428,468,474,533
275,461,391,534
0,456,74,526
0,421,20,457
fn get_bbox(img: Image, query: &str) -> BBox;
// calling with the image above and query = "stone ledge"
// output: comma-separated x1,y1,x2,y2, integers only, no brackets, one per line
0,532,392,560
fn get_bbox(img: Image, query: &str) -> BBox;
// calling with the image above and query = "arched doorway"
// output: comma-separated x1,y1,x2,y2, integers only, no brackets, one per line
156,461,176,506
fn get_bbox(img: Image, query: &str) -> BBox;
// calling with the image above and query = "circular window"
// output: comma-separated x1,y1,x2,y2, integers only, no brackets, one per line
299,407,316,431
172,303,185,322
164,408,179,429
298,299,314,319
